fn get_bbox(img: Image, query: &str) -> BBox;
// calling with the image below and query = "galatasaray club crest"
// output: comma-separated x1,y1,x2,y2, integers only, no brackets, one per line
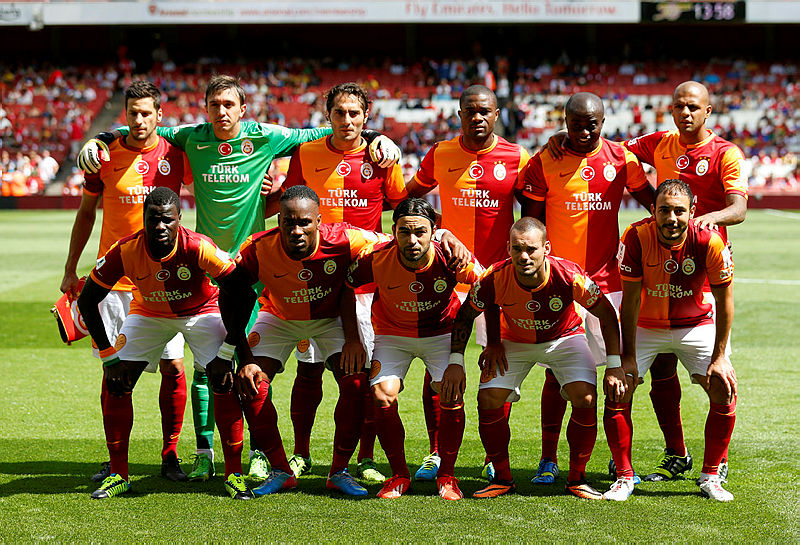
580,166,595,181
336,161,352,176
433,278,448,293
603,163,617,182
493,163,507,181
696,158,709,176
241,138,254,155
676,155,690,169
158,158,171,175
298,268,313,281
115,333,127,350
526,300,541,312
361,163,374,179
177,266,191,281
682,257,696,275
248,332,260,347
323,260,337,274
664,259,679,274
218,142,233,156
134,161,150,175
468,163,484,179
549,296,563,312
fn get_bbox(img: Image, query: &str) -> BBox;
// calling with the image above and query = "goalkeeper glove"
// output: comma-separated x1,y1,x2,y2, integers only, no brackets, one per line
367,135,401,168
77,132,114,173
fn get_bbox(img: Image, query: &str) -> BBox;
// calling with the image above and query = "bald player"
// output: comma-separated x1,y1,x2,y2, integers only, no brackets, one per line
521,92,653,485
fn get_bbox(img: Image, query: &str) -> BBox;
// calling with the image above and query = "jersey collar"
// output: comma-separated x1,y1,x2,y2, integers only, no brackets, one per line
458,134,498,155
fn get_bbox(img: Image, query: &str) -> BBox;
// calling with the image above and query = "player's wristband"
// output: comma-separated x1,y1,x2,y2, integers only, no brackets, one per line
433,229,451,243
217,342,236,362
448,352,465,368
99,347,121,368
606,355,622,369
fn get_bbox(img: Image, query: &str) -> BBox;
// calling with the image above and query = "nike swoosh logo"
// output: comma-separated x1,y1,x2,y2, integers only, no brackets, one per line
197,145,211,150
273,273,288,278
136,274,150,280
645,263,659,267
387,284,401,290
558,171,573,178
114,166,128,172
501,302,517,307
448,167,462,172
315,167,328,172
661,155,673,160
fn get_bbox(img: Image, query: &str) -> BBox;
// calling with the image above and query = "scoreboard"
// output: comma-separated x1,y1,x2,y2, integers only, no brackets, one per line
641,1,747,22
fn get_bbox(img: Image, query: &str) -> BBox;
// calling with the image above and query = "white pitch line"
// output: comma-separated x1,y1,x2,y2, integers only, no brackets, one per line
736,278,800,285
765,209,800,220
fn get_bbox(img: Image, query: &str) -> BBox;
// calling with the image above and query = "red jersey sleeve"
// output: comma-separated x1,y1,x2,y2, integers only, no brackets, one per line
521,153,547,201
623,131,664,165
719,146,748,197
455,255,483,285
181,153,193,186
623,148,650,192
234,236,261,285
468,267,497,313
82,170,102,196
384,164,409,207
513,149,532,191
90,242,125,289
412,144,438,189
283,148,304,189
705,232,734,287
618,224,644,281
197,238,235,280
345,227,391,260
571,268,604,309
345,251,375,289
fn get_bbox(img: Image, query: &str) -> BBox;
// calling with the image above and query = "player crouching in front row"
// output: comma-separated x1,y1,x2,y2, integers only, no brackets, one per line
452,217,628,499
604,179,737,502
78,188,253,500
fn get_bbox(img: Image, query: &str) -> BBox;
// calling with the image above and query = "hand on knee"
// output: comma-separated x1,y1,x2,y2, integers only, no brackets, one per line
159,358,184,375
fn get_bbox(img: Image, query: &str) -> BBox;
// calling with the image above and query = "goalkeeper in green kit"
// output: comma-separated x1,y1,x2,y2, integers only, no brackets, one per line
77,75,401,483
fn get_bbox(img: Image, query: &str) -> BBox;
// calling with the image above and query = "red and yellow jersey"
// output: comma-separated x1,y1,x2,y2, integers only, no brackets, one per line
469,255,603,344
346,240,482,338
623,130,747,242
521,137,648,292
236,223,389,321
83,136,192,291
412,135,530,267
618,217,733,329
283,136,407,232
90,226,233,318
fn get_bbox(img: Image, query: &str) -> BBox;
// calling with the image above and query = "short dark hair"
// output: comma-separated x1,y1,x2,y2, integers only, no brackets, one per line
510,216,547,240
392,197,437,229
125,80,162,110
280,184,320,206
325,83,370,115
654,179,694,206
460,84,497,109
144,186,180,211
205,75,246,106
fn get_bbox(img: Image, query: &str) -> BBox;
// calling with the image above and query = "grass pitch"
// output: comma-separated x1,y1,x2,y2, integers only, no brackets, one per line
0,208,798,543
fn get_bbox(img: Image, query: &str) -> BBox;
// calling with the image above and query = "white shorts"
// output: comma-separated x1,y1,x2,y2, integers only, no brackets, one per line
295,292,375,363
582,290,622,366
479,334,598,403
457,290,487,347
116,313,222,372
249,312,345,372
370,334,451,387
92,290,184,363
635,323,730,379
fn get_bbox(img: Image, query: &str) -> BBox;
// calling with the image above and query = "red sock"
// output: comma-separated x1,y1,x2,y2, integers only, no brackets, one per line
242,380,291,474
375,403,409,478
438,404,465,477
422,370,440,453
290,369,323,458
604,401,634,478
702,400,736,474
101,382,133,481
478,406,512,482
159,369,186,459
485,402,513,464
541,369,567,462
330,373,367,475
357,386,377,461
566,406,597,482
650,373,686,455
214,390,244,476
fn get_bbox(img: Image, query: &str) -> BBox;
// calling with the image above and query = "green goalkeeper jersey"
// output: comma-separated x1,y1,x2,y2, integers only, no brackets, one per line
120,121,330,255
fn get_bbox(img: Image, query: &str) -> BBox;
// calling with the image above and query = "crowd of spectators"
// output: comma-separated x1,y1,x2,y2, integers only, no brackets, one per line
1,55,798,196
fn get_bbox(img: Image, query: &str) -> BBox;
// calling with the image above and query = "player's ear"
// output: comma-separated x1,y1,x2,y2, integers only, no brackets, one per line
544,240,551,255
240,103,247,115
506,240,512,256
650,204,656,217
689,204,696,218
156,108,163,123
